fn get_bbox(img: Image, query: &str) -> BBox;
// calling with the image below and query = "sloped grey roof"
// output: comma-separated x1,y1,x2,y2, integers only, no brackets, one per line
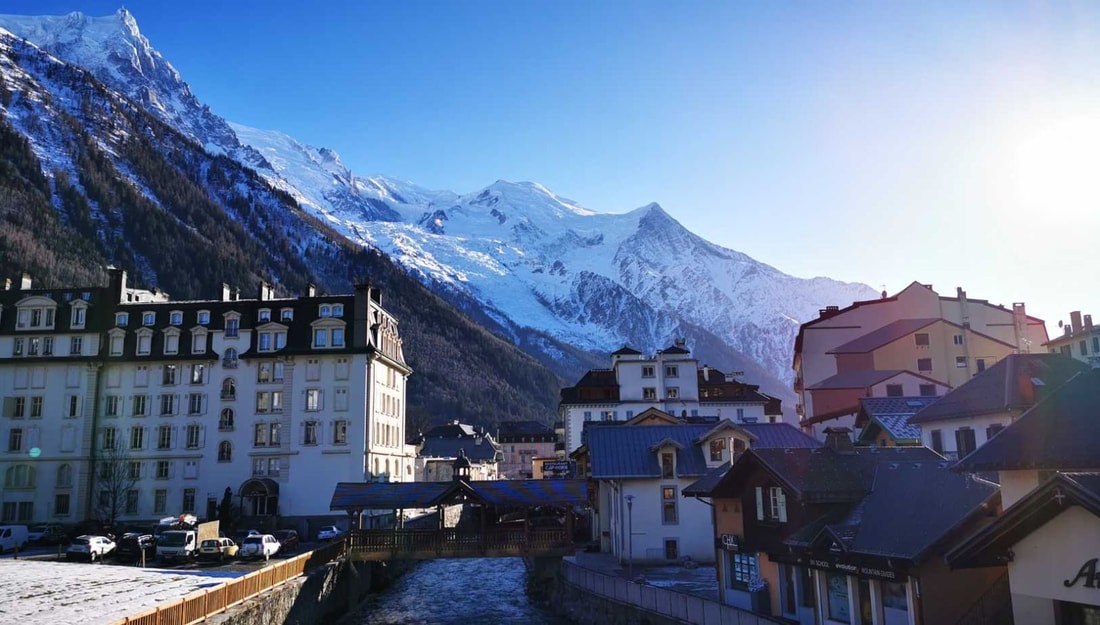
828,318,940,354
419,437,501,462
909,353,1087,424
808,369,911,390
588,424,713,478
683,462,731,497
740,423,822,449
955,369,1100,471
854,397,935,443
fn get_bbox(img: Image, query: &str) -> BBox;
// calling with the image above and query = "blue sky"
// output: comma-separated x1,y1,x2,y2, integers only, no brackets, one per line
5,1,1100,329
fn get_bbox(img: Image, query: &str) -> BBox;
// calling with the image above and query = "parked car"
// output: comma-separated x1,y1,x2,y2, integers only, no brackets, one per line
197,537,239,562
0,525,29,554
272,529,300,553
114,533,156,562
316,526,344,541
66,535,116,561
28,524,66,545
238,534,280,560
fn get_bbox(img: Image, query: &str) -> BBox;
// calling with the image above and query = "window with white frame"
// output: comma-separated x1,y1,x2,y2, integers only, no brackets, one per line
115,312,129,327
219,408,234,431
280,308,294,322
159,394,177,416
169,311,183,325
334,420,348,445
258,308,271,322
319,304,332,317
305,389,322,411
192,330,207,354
109,334,123,356
187,393,204,415
69,336,83,356
268,457,281,476
185,423,202,449
190,364,205,385
30,396,42,419
155,460,170,479
136,332,152,355
105,395,120,417
70,304,87,329
642,365,655,378
258,362,285,384
162,365,177,385
224,314,240,338
132,394,147,417
332,327,345,347
142,312,156,326
197,310,210,325
755,486,788,522
101,426,117,450
661,486,678,524
303,421,319,445
130,426,145,450
313,328,328,348
164,331,179,355
157,425,172,450
665,365,679,377
332,303,344,317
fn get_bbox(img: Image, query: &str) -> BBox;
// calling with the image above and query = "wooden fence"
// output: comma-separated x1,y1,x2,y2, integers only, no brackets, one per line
109,540,347,625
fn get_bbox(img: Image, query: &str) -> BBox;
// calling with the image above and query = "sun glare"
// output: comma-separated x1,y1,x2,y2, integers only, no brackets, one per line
1011,115,1100,214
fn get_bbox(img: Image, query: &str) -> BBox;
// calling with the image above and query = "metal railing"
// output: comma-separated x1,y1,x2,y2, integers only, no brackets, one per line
109,539,346,625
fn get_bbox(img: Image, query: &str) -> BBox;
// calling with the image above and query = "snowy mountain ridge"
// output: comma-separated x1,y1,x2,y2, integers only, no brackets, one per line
0,9,879,397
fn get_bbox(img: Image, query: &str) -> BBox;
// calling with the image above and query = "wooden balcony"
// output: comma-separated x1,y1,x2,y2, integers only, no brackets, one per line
346,527,574,561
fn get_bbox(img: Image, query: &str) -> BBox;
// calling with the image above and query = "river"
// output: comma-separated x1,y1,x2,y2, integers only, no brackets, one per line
348,557,574,624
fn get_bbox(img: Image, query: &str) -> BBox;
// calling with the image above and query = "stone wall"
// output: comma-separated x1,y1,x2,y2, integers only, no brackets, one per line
205,557,417,625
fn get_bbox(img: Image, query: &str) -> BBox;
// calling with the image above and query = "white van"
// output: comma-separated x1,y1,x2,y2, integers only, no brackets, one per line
0,525,29,553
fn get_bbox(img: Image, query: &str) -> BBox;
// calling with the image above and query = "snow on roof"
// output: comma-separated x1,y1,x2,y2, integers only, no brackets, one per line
0,559,250,625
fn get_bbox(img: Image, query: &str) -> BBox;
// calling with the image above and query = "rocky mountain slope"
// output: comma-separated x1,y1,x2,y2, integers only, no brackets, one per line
0,9,879,404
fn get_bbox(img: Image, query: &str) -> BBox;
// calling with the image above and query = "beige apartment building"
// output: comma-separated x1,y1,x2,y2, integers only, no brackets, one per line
793,282,1048,437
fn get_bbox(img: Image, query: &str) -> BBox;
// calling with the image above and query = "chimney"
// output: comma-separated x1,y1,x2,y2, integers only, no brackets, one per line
823,427,855,454
1071,311,1083,334
19,273,32,290
702,365,710,381
353,283,370,349
674,337,686,349
108,267,127,302
258,280,275,301
231,287,240,301
3,278,10,291
1086,315,1094,330
307,283,317,298
221,283,232,302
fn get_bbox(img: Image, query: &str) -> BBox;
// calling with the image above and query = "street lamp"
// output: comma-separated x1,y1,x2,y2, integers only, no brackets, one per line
624,494,635,579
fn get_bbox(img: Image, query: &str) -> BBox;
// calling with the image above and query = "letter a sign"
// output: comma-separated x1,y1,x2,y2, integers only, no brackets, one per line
1064,558,1100,589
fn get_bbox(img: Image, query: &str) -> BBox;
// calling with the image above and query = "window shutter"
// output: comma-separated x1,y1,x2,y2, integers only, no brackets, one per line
777,489,788,522
200,425,206,448
755,486,764,521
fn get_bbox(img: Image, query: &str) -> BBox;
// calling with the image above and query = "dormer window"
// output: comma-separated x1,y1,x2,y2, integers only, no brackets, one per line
224,313,240,339
70,303,87,329
313,329,327,348
661,452,675,478
709,438,726,462
331,304,344,317
332,328,345,347
169,311,183,326
142,312,156,326
197,310,210,325
280,308,294,322
258,309,271,322
319,304,332,318
17,300,57,330
163,329,180,355
116,312,129,327
191,328,208,354
136,330,152,356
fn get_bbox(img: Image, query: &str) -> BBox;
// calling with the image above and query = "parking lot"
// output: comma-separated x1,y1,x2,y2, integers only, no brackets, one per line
0,540,330,625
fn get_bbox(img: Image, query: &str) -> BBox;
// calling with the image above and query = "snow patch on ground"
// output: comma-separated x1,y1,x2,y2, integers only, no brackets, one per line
0,559,247,625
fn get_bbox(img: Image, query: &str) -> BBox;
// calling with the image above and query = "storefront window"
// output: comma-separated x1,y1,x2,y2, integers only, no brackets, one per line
1058,600,1100,625
727,552,759,587
883,581,908,612
827,572,851,624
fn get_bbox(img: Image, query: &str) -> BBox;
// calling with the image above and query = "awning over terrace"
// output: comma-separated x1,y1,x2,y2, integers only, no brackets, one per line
330,479,589,511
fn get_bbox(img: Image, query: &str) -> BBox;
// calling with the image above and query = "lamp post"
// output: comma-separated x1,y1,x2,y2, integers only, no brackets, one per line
624,494,635,579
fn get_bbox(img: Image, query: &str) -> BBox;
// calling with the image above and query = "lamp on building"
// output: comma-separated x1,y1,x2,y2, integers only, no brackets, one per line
625,494,635,579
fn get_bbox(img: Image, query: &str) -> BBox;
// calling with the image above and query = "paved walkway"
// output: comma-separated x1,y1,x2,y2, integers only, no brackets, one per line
568,550,720,601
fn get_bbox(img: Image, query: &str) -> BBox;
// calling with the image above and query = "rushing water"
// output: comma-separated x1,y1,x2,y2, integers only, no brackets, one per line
350,558,574,625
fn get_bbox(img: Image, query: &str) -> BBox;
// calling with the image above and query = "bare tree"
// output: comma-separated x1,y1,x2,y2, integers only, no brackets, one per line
94,441,139,532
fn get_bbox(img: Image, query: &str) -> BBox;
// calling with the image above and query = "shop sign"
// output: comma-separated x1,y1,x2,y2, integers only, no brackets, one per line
804,556,904,582
1064,558,1100,589
716,533,741,552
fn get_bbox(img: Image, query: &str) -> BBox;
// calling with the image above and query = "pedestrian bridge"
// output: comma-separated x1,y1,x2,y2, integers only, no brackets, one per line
330,478,587,561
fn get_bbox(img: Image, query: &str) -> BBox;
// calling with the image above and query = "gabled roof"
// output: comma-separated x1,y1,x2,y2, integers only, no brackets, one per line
588,424,713,478
419,437,501,462
611,346,643,356
709,446,941,503
330,479,589,511
947,472,1100,569
954,369,1100,471
828,318,940,354
683,462,731,497
854,396,936,443
625,407,680,425
739,423,822,449
909,353,1087,424
785,465,996,563
807,369,931,390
